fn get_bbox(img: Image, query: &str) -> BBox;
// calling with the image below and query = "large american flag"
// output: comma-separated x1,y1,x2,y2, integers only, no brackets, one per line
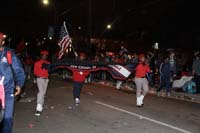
58,22,72,59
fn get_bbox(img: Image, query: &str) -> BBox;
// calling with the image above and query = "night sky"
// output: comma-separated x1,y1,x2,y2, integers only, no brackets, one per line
0,0,200,49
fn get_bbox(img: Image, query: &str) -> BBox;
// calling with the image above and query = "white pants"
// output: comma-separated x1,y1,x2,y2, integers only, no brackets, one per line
135,78,149,97
36,78,49,111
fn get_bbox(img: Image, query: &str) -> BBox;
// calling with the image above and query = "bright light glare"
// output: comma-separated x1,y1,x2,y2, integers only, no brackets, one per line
107,24,112,29
43,0,49,5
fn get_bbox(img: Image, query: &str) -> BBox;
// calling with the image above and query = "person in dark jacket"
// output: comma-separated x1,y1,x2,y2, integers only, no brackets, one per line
157,56,171,96
169,51,177,81
0,32,25,133
192,53,200,93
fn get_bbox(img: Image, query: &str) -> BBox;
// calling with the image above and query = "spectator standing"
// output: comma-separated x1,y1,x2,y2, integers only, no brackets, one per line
192,53,200,93
157,56,171,96
169,51,177,81
119,46,128,55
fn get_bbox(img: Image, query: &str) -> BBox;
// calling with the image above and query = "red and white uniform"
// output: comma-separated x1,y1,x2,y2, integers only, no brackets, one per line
72,69,90,82
34,59,50,78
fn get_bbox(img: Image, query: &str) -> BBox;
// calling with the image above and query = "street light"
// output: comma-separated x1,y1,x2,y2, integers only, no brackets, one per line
78,26,82,30
42,0,49,6
49,37,53,40
107,24,112,30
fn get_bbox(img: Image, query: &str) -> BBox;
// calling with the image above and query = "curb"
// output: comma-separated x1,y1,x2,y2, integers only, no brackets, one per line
91,81,200,104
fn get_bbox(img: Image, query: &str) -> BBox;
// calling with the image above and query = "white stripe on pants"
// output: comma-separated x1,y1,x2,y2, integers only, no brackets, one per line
36,78,49,106
135,77,149,97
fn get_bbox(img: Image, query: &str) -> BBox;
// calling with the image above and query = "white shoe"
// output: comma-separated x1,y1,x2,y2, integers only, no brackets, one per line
75,98,80,105
136,97,142,107
116,87,121,90
167,92,171,97
36,104,43,112
140,95,144,105
35,111,42,116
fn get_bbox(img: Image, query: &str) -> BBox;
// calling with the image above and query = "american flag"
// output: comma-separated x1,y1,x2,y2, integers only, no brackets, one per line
58,22,72,59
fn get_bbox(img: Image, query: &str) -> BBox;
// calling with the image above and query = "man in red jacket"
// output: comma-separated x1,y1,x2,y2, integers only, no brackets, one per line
34,50,50,116
135,54,151,107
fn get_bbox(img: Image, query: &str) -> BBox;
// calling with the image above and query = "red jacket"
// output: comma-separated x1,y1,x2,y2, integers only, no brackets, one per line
34,59,50,78
135,63,151,78
72,69,90,82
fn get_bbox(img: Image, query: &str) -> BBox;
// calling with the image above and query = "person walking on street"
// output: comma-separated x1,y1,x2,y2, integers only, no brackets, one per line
71,53,90,106
34,50,50,116
72,69,90,106
0,32,25,133
135,54,151,107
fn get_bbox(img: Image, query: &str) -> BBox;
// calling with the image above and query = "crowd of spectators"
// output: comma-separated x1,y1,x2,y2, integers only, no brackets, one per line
21,45,200,96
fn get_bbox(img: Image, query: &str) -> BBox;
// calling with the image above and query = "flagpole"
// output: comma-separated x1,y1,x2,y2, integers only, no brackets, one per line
63,21,67,33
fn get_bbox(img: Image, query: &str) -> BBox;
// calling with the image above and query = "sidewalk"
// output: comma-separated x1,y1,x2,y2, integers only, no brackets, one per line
92,80,200,104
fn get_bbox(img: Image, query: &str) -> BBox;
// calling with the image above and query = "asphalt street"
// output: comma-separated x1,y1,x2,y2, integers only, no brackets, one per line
13,77,200,133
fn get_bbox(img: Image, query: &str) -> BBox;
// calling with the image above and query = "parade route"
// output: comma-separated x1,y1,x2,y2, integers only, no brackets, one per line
95,101,191,133
13,78,200,133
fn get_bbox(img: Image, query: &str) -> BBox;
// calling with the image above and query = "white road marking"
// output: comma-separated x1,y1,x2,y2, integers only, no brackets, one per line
95,101,192,133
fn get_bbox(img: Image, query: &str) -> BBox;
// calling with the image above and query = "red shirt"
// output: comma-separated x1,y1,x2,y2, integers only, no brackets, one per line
72,69,90,82
34,59,50,78
135,63,151,78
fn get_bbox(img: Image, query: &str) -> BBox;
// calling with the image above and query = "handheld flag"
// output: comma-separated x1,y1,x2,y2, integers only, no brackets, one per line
58,22,72,59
